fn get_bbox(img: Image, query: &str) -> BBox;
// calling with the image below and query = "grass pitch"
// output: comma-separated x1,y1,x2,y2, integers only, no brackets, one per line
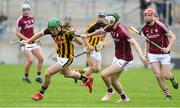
0,64,180,107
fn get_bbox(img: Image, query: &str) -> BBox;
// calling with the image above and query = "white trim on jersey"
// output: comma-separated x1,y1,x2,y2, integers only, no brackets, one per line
156,20,169,33
16,16,23,29
119,24,132,39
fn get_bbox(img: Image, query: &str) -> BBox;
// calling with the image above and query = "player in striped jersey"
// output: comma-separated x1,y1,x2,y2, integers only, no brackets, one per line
24,18,93,101
83,12,149,103
75,11,107,86
142,7,178,99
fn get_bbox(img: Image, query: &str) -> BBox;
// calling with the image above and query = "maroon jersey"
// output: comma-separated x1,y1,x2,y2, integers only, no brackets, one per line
16,16,34,39
104,23,133,61
143,20,170,54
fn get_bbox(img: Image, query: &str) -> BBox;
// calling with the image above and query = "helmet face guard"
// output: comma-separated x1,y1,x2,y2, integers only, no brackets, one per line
47,18,61,30
105,12,120,26
105,16,116,26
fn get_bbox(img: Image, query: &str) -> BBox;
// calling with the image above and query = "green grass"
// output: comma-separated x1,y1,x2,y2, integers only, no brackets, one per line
0,64,180,107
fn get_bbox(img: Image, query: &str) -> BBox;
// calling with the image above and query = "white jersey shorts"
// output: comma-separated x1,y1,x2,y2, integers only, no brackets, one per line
20,43,40,51
84,48,102,61
148,53,171,64
112,56,133,71
56,56,73,68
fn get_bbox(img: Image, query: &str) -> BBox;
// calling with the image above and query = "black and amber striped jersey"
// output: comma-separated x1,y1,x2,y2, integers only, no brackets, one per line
44,27,74,58
84,21,107,49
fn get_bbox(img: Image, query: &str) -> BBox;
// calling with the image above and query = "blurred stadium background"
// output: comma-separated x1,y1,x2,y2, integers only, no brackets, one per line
0,0,180,68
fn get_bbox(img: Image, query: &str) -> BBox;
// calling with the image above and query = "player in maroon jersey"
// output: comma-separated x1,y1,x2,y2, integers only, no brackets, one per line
83,12,149,103
16,4,44,84
142,7,178,99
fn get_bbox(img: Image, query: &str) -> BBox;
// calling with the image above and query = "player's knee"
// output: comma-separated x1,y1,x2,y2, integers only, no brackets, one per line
27,59,33,65
163,73,172,80
63,73,71,78
155,73,161,79
96,67,101,72
90,66,100,72
101,72,107,79
38,57,44,63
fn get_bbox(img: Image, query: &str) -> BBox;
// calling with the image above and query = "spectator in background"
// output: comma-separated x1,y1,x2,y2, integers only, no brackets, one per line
153,0,173,25
139,0,152,24
153,0,166,23
62,16,72,29
62,16,76,32
0,11,8,35
164,0,173,25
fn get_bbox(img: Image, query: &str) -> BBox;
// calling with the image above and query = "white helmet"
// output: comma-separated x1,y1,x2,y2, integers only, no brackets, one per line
21,4,31,10
98,11,106,17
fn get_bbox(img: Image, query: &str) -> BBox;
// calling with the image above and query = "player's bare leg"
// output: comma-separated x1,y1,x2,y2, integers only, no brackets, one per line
32,47,44,83
68,68,94,93
31,63,94,101
151,62,171,99
31,63,63,100
23,50,33,83
111,73,129,103
84,56,101,76
76,55,100,86
161,64,178,89
101,63,121,101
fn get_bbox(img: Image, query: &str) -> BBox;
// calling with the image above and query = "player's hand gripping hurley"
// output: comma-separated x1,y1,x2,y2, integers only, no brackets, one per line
9,40,36,48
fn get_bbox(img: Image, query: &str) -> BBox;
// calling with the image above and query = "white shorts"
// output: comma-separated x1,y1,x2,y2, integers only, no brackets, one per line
56,56,73,68
20,43,40,51
84,48,102,61
148,53,171,64
112,57,133,71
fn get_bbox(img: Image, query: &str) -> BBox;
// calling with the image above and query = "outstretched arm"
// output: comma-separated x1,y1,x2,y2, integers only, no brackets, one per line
84,28,106,38
26,30,44,43
129,38,149,65
73,36,84,46
82,29,106,50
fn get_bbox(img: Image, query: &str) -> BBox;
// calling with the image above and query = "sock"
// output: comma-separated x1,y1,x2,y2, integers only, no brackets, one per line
79,74,88,82
39,86,47,94
163,88,171,96
170,76,174,81
107,87,113,93
120,92,127,100
79,69,85,74
24,73,28,78
37,72,41,76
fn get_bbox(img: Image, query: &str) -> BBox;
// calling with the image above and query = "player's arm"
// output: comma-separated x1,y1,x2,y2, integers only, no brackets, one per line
96,33,111,51
129,38,149,65
73,36,84,46
86,28,105,38
26,30,45,43
141,30,148,57
82,28,106,48
144,41,149,58
162,31,176,53
82,37,95,51
16,28,28,40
